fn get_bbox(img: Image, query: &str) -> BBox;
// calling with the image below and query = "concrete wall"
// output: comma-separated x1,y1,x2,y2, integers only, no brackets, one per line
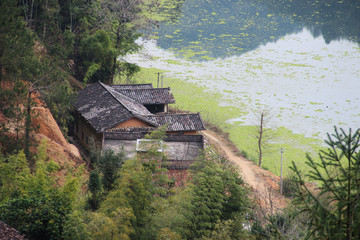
103,139,203,162
103,139,137,159
165,141,202,161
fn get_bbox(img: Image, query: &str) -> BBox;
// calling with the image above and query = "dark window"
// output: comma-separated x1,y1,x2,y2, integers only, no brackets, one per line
144,104,165,113
82,132,84,140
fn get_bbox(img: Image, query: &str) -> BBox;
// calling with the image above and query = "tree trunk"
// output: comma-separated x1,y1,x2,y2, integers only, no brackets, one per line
347,152,351,240
110,22,125,84
25,89,34,171
0,65,2,83
42,0,48,40
258,112,264,166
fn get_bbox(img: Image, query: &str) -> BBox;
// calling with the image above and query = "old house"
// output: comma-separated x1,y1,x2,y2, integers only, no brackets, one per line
73,82,205,183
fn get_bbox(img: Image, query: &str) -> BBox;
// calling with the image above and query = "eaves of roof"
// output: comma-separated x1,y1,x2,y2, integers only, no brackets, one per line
114,88,176,105
74,83,205,134
144,113,206,132
111,83,153,90
74,82,152,133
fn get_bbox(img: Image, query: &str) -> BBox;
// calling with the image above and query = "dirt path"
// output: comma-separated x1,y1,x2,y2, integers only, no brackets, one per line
203,130,288,212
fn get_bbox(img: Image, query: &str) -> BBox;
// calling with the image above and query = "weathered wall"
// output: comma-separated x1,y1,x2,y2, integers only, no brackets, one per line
114,117,150,128
103,139,137,159
165,141,202,161
74,112,103,150
103,139,203,162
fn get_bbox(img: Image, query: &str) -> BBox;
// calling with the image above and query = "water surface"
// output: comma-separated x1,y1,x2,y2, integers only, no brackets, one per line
128,0,360,139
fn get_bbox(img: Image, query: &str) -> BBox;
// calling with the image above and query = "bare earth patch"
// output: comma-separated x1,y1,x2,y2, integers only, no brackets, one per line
203,130,288,213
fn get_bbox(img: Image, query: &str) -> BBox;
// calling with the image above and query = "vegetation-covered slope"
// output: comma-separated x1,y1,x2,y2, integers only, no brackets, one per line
1,1,360,239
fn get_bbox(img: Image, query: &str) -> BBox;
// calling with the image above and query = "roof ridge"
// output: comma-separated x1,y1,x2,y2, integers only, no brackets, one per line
99,82,139,115
143,112,205,131
98,81,125,105
133,114,158,126
111,83,152,85
116,87,171,91
111,83,153,87
147,113,200,117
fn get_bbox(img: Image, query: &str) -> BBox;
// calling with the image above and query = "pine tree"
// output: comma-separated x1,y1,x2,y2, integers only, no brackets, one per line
0,0,38,83
291,127,360,240
189,152,251,239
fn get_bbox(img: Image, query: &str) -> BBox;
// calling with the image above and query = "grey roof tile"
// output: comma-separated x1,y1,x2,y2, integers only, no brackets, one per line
144,113,206,132
111,83,153,90
102,84,152,116
0,221,28,240
114,88,175,105
74,82,153,132
74,83,205,133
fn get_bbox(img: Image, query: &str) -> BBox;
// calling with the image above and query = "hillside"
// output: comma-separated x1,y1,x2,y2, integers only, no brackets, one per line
203,130,288,213
0,91,86,184
0,84,287,210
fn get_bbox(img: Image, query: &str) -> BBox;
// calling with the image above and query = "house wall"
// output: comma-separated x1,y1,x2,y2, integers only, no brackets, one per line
114,118,150,128
74,112,103,150
165,141,203,161
104,138,201,186
103,139,137,159
103,139,203,162
103,133,203,186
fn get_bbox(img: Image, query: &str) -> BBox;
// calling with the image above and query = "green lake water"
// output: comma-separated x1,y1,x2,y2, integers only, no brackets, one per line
125,0,360,174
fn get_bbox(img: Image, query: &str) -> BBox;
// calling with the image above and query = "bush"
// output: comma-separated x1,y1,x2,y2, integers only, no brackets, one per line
240,150,248,159
282,173,297,197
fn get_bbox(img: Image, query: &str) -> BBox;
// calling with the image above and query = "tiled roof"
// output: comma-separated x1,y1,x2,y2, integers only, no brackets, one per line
0,221,28,240
111,83,153,90
74,82,205,133
114,88,175,105
102,84,152,116
144,113,206,132
74,82,154,132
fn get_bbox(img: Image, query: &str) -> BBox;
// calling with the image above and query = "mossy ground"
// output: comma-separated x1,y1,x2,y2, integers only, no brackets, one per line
116,67,325,178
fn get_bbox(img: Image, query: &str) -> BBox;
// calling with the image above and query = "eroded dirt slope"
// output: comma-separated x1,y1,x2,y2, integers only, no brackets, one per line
0,88,87,185
203,130,288,213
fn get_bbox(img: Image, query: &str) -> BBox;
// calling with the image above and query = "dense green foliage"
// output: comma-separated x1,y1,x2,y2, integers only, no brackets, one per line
0,140,83,240
2,1,358,239
0,136,253,240
290,128,360,240
189,154,252,239
0,0,184,153
255,128,360,240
